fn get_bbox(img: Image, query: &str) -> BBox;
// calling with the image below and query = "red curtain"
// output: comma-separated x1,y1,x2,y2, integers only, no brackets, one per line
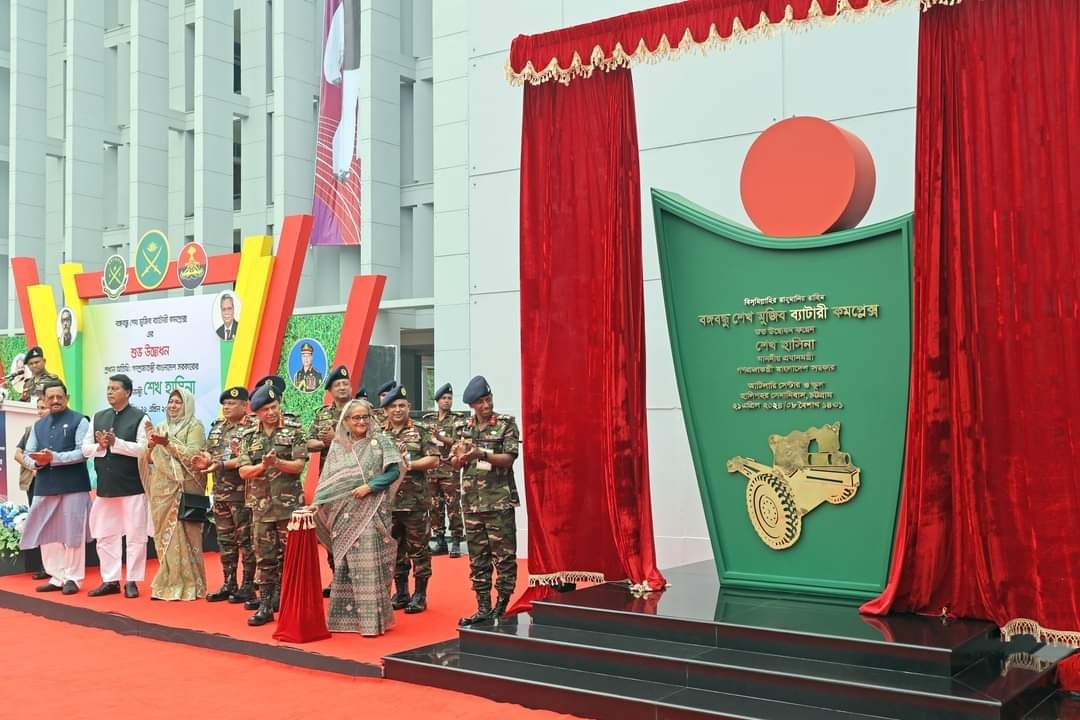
509,0,905,85
861,0,1080,643
514,67,666,611
273,521,331,643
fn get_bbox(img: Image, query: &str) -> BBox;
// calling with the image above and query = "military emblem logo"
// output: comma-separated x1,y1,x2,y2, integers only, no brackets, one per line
176,241,208,289
135,230,170,290
101,254,129,300
726,423,861,550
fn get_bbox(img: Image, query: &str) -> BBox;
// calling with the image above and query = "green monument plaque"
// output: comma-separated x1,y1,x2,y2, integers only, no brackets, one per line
653,189,913,600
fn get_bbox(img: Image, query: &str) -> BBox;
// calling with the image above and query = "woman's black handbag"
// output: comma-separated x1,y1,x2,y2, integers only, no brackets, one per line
178,492,212,523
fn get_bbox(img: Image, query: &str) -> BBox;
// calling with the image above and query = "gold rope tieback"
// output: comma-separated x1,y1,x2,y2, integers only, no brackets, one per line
1002,617,1080,648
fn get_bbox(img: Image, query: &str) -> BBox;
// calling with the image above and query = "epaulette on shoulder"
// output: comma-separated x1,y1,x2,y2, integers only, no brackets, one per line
497,414,517,424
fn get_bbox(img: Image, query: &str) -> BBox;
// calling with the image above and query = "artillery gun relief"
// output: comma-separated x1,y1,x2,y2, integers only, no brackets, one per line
726,422,861,550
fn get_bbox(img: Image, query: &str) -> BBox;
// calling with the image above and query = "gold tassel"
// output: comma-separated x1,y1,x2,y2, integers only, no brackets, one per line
527,571,608,586
505,0,955,87
1002,617,1080,648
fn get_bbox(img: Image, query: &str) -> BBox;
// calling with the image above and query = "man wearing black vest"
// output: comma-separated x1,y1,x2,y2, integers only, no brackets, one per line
84,374,149,599
18,381,92,594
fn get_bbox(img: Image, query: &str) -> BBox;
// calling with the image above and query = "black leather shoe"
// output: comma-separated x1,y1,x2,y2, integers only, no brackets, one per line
243,596,262,611
31,570,50,580
459,592,493,627
405,577,428,614
229,583,256,604
62,580,79,595
322,585,331,598
248,602,274,627
448,541,462,559
124,582,139,599
206,585,236,602
88,581,121,597
36,583,62,592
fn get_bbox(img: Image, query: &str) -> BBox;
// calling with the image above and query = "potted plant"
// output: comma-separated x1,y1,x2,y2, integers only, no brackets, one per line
0,501,30,575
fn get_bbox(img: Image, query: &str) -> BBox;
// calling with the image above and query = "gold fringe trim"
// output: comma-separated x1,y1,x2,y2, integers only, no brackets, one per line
288,508,317,531
527,571,608,587
1001,618,1080,648
1002,651,1054,675
507,0,961,86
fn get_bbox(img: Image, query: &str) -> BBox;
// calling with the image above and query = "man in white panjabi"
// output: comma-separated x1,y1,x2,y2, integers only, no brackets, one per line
84,374,151,599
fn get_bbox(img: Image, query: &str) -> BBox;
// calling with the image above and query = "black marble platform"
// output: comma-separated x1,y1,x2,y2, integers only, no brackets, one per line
384,561,1067,720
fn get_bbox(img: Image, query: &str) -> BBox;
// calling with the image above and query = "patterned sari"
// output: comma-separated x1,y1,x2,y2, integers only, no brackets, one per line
147,388,208,601
315,400,401,635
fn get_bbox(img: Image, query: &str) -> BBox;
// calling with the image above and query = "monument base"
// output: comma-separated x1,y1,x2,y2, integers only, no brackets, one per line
386,561,1067,719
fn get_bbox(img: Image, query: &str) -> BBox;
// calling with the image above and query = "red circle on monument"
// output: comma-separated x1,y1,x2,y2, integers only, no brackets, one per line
740,116,876,238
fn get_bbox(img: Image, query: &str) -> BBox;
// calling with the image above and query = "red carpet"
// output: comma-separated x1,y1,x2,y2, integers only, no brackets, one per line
1,607,579,720
0,548,527,669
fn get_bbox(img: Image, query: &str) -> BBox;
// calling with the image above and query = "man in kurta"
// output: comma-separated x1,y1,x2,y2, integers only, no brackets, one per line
196,386,256,604
452,375,521,626
424,382,464,558
84,374,150,599
19,381,92,594
382,383,440,613
237,384,308,626
18,346,61,402
307,364,353,596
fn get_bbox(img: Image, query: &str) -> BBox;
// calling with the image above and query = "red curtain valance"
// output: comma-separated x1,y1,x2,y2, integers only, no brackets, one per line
507,0,961,86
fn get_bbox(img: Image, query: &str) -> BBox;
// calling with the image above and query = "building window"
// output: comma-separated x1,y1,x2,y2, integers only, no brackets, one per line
233,229,242,253
265,1,273,93
234,9,242,94
266,112,273,205
233,118,242,211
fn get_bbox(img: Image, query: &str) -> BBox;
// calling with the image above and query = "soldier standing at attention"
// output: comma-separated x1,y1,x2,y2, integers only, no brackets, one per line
424,383,464,558
371,380,396,427
237,384,308,626
382,384,440,613
194,387,256,604
452,376,520,626
18,347,61,402
307,365,353,596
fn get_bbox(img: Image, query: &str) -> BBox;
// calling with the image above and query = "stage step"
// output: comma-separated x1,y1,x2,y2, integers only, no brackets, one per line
384,639,895,720
453,616,1053,720
530,584,999,676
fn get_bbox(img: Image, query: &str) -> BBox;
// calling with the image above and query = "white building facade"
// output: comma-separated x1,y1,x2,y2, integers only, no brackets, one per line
2,0,920,570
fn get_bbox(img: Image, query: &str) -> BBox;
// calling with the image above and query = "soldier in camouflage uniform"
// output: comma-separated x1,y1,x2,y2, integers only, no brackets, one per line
195,387,256,604
251,375,305,432
382,383,441,613
307,365,353,596
371,380,396,428
423,382,464,558
237,383,308,626
18,347,61,402
452,375,520,626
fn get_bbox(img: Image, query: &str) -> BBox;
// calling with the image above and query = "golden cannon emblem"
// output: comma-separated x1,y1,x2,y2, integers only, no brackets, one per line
726,422,860,550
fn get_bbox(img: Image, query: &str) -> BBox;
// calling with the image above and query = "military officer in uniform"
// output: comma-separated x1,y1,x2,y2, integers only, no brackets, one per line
371,380,396,426
354,386,368,401
307,365,353,596
424,383,464,558
293,342,323,392
452,375,520,626
18,347,61,402
194,387,256,604
251,375,305,431
236,384,308,626
382,383,440,613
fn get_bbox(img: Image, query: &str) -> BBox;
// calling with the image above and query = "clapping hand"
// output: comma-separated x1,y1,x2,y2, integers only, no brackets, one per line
262,449,278,469
191,452,212,472
318,425,334,444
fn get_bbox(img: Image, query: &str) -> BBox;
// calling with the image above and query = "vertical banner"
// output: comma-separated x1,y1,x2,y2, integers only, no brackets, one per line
311,0,362,246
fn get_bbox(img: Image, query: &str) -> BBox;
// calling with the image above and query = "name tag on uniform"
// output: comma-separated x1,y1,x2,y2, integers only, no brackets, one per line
477,460,493,472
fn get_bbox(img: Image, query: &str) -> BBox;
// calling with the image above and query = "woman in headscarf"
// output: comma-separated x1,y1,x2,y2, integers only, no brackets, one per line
146,387,208,601
313,398,402,635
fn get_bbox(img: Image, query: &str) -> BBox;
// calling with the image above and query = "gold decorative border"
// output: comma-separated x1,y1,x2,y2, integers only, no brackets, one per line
1002,617,1080,648
507,0,963,86
528,570,608,586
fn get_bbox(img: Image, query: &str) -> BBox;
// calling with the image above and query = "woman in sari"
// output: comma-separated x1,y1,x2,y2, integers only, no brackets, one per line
313,398,402,635
146,388,208,601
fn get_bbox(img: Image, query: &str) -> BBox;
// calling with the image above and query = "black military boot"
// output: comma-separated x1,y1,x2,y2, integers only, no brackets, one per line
391,574,410,610
243,585,263,611
404,577,428,614
248,591,275,627
458,591,493,627
229,565,256,604
448,540,463,559
431,537,449,556
271,582,281,612
492,591,512,620
206,566,237,603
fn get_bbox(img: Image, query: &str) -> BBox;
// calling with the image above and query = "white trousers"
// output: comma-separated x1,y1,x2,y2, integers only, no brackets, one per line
332,68,362,178
90,495,151,583
41,542,85,587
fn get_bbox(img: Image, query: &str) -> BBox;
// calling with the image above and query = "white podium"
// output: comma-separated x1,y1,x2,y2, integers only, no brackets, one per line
1,398,39,506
